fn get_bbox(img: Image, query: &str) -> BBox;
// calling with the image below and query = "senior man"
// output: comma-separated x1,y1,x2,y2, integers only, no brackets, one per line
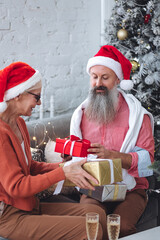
70,45,155,238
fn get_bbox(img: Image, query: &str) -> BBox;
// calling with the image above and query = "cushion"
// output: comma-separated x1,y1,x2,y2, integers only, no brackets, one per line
44,139,62,163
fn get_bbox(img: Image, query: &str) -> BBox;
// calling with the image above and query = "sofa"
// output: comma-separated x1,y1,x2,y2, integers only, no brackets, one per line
0,113,159,240
26,113,160,232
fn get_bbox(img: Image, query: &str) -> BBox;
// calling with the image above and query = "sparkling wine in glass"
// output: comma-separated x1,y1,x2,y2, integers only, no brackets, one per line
86,212,99,240
107,214,120,240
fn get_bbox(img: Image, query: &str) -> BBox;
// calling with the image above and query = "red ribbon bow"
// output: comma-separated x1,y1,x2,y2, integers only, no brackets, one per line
70,135,91,145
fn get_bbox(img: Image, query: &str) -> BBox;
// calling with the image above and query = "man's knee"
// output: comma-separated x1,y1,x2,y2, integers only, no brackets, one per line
80,195,106,211
81,203,106,219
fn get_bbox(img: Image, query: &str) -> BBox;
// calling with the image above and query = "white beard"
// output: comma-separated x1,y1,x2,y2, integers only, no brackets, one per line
85,86,119,125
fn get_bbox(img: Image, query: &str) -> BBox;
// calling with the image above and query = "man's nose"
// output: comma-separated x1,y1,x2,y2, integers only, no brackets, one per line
96,77,103,87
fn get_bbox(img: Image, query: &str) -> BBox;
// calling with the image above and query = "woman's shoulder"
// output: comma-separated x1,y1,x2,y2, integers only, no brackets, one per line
0,118,10,131
0,119,11,143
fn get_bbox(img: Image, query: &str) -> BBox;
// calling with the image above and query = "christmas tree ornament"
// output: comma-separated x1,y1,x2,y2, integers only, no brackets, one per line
117,28,128,40
144,0,154,24
142,7,147,13
144,75,154,85
144,13,151,23
130,60,140,71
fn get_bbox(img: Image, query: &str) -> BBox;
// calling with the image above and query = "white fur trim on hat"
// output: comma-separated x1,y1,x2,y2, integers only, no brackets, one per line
86,56,123,81
0,102,7,113
4,70,42,101
120,80,134,91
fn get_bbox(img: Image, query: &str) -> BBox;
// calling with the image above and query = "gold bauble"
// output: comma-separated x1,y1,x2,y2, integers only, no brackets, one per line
117,29,128,40
130,60,140,71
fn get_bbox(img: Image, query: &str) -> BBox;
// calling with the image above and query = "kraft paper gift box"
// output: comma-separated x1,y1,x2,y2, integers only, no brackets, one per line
55,135,91,157
80,183,127,202
59,158,122,187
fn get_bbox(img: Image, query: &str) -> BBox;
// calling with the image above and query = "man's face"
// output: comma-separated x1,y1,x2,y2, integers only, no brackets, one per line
85,81,119,125
89,65,120,91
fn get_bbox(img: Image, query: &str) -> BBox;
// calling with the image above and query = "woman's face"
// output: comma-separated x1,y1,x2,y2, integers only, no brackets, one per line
17,88,41,116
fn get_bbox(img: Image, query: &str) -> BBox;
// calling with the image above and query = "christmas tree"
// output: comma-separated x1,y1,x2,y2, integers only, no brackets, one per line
104,0,160,176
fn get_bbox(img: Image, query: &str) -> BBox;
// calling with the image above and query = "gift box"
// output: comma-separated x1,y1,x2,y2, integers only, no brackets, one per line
59,158,122,187
80,184,127,202
55,135,91,157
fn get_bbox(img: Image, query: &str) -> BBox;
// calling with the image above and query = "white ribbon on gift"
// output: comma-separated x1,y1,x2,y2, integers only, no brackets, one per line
53,155,115,195
63,140,76,156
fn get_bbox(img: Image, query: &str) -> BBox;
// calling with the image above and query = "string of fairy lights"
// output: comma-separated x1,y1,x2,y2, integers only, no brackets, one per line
31,121,57,148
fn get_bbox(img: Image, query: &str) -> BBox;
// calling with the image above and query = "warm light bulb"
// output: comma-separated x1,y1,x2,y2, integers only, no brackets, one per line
33,136,37,141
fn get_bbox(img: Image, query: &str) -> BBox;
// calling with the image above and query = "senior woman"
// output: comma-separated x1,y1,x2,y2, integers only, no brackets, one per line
0,62,107,240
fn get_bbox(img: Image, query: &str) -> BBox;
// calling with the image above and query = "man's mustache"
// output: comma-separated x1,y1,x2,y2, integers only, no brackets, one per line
93,86,109,93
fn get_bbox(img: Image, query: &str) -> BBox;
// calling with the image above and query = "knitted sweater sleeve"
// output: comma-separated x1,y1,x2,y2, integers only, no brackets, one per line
0,122,65,198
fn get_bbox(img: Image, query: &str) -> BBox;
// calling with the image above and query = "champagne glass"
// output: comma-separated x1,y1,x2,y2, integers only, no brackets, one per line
107,214,120,240
86,212,99,240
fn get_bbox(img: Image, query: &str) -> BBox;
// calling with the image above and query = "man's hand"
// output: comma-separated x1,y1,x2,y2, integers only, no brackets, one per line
63,158,99,190
88,143,113,159
88,143,132,169
61,153,72,162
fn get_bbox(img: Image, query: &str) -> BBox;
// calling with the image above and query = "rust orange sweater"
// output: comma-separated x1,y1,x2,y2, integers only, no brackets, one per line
0,117,65,211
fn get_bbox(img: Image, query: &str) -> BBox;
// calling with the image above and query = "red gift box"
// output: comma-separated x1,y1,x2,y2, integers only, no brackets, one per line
55,135,91,157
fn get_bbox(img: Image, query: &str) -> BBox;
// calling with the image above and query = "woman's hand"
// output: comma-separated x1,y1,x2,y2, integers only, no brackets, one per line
63,158,98,190
88,143,113,159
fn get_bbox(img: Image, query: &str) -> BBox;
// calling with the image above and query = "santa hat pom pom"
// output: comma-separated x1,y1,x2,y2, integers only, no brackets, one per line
0,101,7,113
120,80,134,91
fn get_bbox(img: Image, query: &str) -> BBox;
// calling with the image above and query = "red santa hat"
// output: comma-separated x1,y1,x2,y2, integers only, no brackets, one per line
0,61,42,113
86,45,133,91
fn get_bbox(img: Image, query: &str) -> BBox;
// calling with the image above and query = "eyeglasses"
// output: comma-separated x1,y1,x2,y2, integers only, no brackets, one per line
27,92,41,102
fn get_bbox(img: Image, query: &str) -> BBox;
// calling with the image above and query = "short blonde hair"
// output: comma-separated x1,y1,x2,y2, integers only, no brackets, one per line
26,80,42,92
